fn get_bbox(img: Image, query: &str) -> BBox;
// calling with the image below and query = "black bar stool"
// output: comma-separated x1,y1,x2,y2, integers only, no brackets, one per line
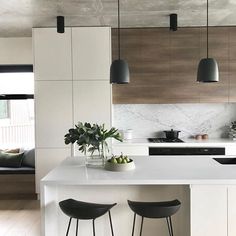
59,198,117,236
127,199,181,236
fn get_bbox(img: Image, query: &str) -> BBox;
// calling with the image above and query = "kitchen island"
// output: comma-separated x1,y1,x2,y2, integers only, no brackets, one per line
41,155,236,236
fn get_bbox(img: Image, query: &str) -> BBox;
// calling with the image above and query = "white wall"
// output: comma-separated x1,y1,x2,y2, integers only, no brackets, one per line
113,103,236,139
0,38,32,64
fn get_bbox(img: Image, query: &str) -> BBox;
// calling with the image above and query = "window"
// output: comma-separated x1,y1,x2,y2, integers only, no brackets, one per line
0,100,8,119
0,65,34,148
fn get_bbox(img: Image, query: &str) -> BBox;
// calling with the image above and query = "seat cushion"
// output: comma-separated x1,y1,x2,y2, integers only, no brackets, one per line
0,152,24,168
0,166,35,174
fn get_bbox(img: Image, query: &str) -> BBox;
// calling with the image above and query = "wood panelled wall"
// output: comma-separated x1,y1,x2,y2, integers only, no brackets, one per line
112,27,236,104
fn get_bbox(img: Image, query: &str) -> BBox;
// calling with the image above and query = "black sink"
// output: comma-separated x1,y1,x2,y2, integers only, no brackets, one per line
213,158,236,165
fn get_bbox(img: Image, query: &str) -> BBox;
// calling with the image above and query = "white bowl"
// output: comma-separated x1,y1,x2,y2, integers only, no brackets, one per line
105,159,135,172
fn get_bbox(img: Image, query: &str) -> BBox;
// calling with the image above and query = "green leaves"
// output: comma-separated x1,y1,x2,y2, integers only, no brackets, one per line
64,122,123,155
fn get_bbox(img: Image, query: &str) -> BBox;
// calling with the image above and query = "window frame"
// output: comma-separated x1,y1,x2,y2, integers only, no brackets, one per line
0,64,34,100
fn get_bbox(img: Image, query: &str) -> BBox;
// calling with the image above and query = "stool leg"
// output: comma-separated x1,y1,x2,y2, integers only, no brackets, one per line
166,217,171,236
131,213,136,236
169,217,174,236
108,211,115,236
166,217,173,236
66,217,72,236
76,219,79,236
139,217,144,236
92,219,96,236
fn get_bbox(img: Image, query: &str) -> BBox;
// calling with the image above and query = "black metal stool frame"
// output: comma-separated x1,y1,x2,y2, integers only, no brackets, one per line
131,213,174,236
64,209,115,236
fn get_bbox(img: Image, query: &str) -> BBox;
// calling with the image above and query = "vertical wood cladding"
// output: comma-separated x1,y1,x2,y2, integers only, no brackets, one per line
112,27,234,104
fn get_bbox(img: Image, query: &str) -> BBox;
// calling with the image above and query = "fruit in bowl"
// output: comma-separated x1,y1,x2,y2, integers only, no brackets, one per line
105,154,135,171
108,154,131,164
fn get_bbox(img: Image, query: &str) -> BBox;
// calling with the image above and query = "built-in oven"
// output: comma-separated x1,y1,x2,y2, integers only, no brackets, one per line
149,147,225,155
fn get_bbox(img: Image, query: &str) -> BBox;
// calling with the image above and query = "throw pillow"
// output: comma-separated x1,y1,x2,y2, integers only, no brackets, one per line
0,152,24,168
22,149,35,168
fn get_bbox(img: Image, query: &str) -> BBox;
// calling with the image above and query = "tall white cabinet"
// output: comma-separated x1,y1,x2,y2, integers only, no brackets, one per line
33,27,112,193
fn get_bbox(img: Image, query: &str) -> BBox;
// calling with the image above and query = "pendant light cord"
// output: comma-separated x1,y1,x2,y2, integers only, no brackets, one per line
207,0,209,58
118,0,121,59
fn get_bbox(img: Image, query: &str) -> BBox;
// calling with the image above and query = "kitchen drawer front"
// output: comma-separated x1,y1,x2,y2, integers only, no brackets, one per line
225,145,236,155
112,145,148,156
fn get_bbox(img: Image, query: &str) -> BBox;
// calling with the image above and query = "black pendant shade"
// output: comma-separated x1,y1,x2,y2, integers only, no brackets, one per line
197,58,219,83
57,16,65,33
110,59,130,84
110,0,130,84
197,0,219,83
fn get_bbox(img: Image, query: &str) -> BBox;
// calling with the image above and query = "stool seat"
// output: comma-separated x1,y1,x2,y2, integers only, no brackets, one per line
127,199,181,236
59,198,117,220
127,199,181,218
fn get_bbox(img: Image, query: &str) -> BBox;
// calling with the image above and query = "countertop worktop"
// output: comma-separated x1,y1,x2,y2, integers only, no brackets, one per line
41,155,236,185
112,138,236,147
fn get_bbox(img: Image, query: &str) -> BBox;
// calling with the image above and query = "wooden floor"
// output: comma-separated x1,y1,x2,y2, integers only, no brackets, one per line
0,200,40,236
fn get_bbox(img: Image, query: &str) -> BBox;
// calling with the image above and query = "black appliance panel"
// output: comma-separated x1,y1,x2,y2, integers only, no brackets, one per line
149,147,225,155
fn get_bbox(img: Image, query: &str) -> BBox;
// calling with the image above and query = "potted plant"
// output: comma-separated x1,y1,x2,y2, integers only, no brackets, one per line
64,122,123,165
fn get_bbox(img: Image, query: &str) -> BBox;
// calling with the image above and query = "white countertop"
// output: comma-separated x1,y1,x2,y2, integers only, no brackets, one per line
41,156,236,185
113,138,236,147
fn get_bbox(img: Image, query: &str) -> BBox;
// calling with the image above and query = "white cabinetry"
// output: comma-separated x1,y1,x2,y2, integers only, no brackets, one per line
73,81,111,125
72,27,111,80
36,148,70,191
191,185,236,236
35,81,73,148
228,186,236,236
33,28,72,80
191,185,227,236
33,27,111,193
225,144,236,155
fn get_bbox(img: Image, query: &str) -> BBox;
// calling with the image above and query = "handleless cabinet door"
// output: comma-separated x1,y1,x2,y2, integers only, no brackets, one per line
72,27,111,80
33,28,72,80
228,186,236,236
73,80,111,126
191,185,227,236
35,81,73,148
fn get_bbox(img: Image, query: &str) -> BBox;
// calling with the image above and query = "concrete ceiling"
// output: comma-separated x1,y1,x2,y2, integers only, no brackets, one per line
1,0,236,37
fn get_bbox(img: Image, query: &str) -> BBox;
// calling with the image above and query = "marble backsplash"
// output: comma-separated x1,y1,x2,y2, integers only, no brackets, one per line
113,104,236,139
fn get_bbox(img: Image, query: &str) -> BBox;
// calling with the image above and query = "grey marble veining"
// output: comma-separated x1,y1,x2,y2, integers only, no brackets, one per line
113,104,236,139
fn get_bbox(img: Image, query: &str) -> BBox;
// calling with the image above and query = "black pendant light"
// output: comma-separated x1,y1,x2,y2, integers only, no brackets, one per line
197,0,219,83
57,16,65,33
110,0,130,84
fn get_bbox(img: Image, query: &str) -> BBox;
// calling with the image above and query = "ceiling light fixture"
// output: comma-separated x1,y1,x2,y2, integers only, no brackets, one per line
110,0,130,84
197,0,219,83
170,14,178,31
57,16,65,34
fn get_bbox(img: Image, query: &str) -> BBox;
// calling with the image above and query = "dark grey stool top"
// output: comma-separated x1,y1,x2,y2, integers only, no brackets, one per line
59,198,117,220
127,199,181,218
